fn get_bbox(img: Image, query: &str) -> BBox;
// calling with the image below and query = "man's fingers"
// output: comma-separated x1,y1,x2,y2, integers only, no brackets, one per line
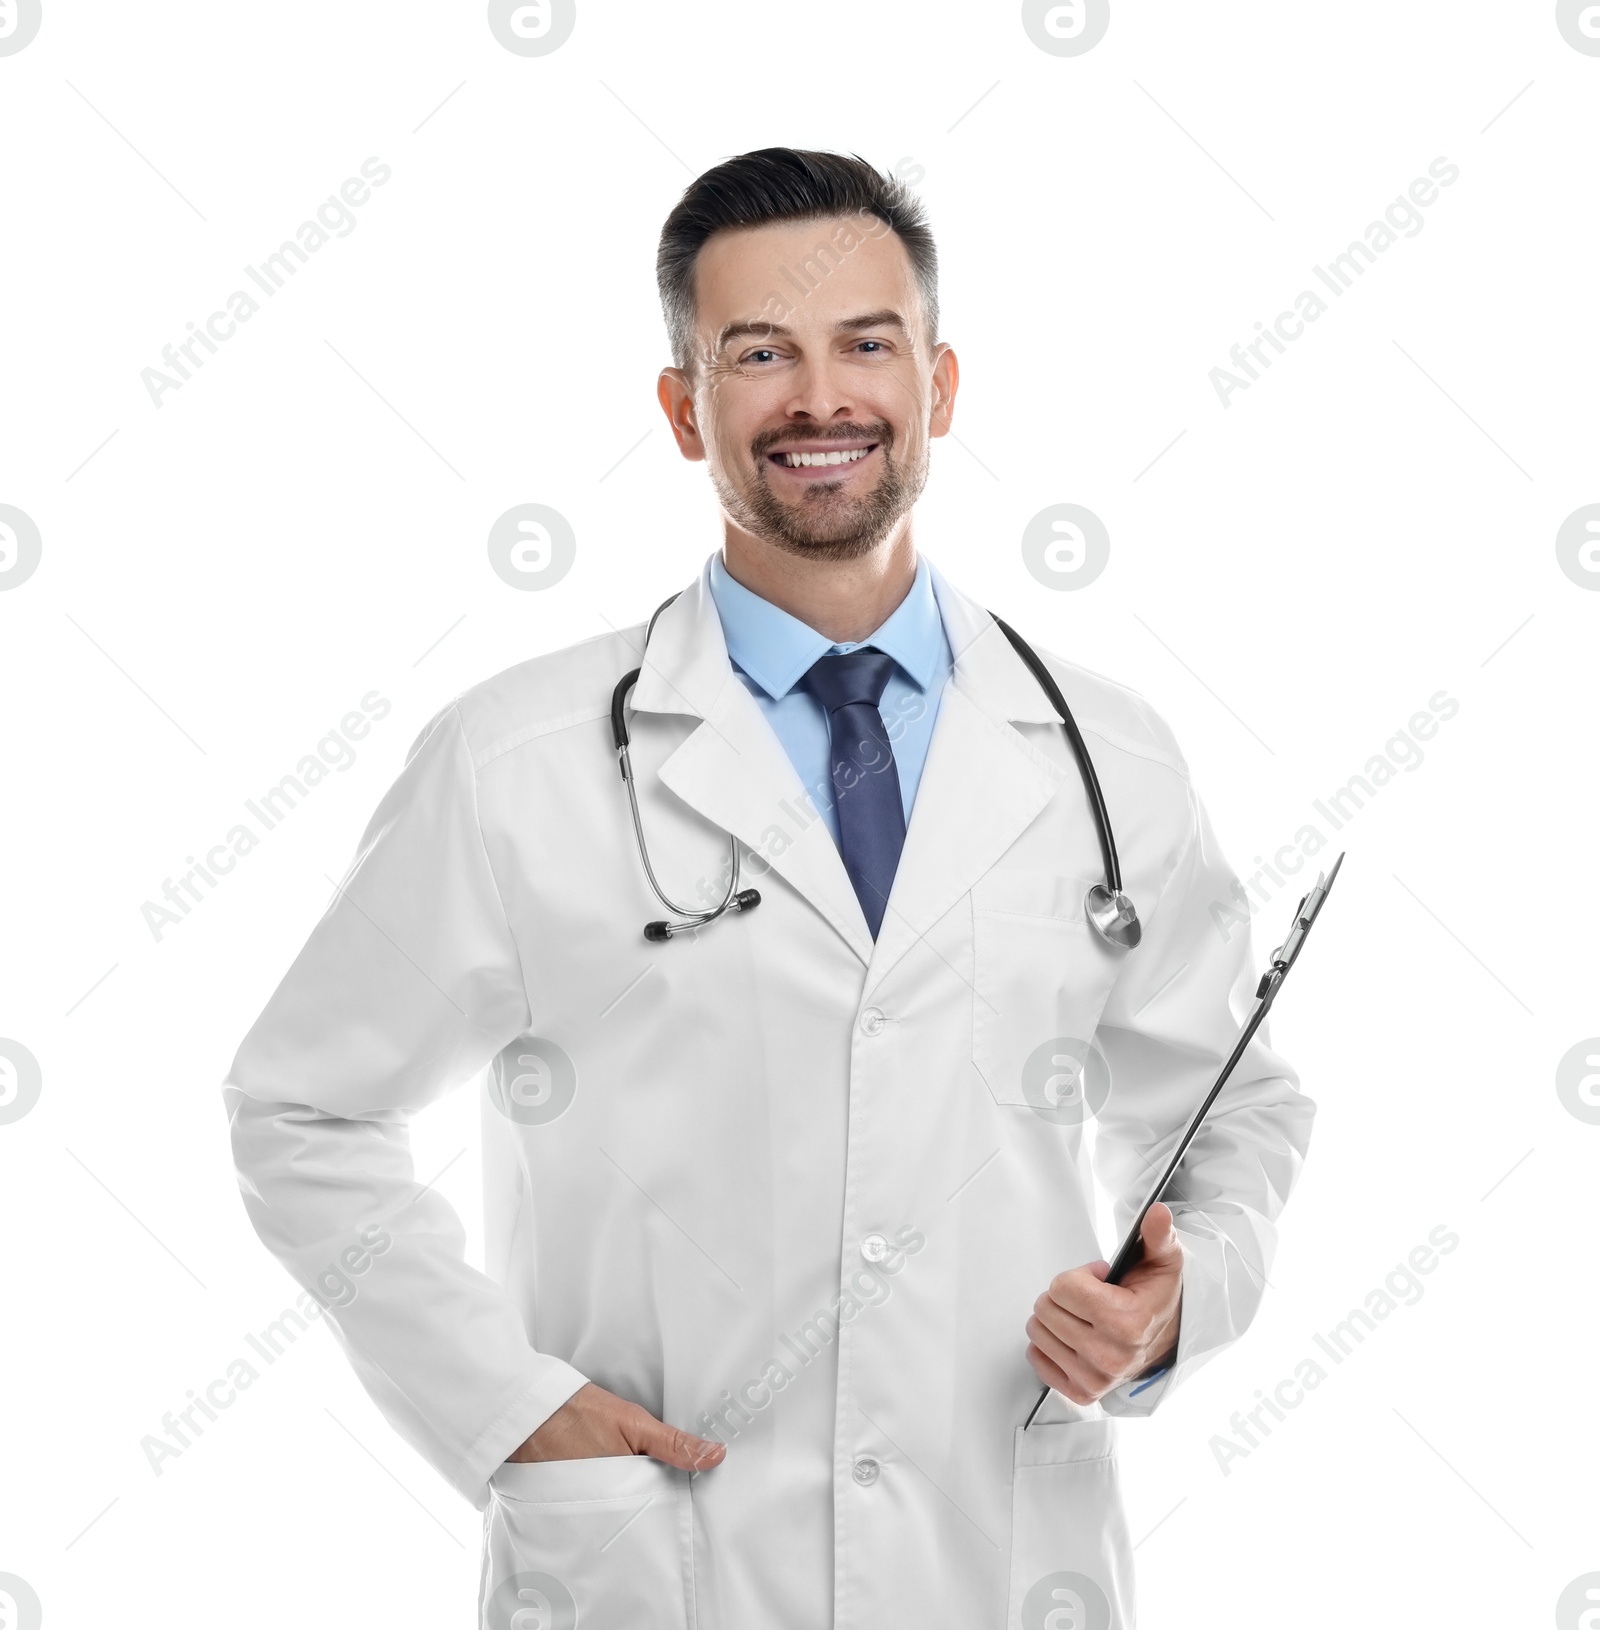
1140,1201,1183,1261
1026,1315,1114,1397
1025,1314,1082,1380
659,1426,727,1472
1032,1290,1095,1348
508,1387,727,1469
629,1409,726,1472
1034,1276,1146,1365
1026,1340,1074,1397
1027,1211,1185,1401
1046,1262,1135,1322
1025,1340,1104,1406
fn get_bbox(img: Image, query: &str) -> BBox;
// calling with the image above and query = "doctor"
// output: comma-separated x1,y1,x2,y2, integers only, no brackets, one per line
225,148,1314,1629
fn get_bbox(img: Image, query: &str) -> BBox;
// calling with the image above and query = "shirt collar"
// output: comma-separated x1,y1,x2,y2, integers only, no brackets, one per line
707,550,948,701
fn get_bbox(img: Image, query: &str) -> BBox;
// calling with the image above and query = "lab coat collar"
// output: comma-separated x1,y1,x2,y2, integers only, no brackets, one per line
628,553,1074,973
923,555,1069,726
630,563,876,962
708,549,947,700
625,561,734,725
628,553,1068,728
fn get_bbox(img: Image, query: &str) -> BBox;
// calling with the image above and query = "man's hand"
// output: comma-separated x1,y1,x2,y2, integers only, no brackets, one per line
1025,1202,1185,1405
506,1382,727,1471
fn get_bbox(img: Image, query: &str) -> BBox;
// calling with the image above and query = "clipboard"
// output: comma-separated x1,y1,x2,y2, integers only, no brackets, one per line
1023,852,1344,1430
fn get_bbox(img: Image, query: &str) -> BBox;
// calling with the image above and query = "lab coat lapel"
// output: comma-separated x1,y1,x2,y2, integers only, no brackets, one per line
631,570,877,967
864,567,1068,993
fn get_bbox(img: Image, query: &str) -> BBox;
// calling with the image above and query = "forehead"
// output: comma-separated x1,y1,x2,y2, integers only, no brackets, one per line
691,215,923,338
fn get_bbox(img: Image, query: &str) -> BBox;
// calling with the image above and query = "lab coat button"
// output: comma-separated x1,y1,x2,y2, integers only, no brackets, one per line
852,1456,880,1486
859,1007,886,1036
860,1233,890,1263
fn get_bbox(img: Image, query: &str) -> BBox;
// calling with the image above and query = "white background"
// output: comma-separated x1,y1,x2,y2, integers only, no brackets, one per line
2,1,1596,1625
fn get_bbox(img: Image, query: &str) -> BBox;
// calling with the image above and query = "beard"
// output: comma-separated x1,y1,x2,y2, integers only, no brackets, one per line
709,421,928,563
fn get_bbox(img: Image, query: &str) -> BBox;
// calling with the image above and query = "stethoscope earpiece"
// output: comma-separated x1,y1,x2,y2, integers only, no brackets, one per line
643,889,762,942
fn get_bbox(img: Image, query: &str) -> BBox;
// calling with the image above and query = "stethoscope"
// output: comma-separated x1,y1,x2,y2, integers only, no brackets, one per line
610,594,1142,950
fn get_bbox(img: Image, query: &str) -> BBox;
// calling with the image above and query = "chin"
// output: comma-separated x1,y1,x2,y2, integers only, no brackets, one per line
713,460,922,560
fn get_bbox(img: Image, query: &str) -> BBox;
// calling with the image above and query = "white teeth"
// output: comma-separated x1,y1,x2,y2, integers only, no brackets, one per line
779,446,872,467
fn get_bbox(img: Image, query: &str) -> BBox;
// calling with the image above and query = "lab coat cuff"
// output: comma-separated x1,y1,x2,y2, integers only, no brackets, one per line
1100,1217,1227,1419
462,1357,590,1510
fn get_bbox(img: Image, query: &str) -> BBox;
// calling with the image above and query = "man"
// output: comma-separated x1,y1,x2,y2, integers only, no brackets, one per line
225,148,1315,1628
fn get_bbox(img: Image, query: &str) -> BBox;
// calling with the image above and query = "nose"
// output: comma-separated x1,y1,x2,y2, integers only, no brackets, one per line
782,351,861,425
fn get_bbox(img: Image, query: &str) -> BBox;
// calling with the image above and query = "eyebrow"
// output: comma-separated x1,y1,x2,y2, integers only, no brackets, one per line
713,309,911,353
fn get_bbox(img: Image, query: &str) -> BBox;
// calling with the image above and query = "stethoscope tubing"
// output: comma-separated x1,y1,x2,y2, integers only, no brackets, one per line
611,593,753,938
612,593,1132,946
988,612,1123,899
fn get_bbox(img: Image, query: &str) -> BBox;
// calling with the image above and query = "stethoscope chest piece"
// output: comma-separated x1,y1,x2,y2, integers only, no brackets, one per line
1086,884,1141,949
990,611,1142,954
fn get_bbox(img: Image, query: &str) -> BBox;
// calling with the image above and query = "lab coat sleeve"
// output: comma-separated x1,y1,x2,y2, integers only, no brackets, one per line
222,703,588,1508
1091,776,1317,1418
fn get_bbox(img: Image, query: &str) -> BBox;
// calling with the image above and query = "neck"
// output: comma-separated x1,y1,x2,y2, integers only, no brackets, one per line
720,523,918,644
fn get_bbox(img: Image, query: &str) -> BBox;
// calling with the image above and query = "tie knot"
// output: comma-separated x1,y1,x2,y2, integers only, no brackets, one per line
799,648,898,713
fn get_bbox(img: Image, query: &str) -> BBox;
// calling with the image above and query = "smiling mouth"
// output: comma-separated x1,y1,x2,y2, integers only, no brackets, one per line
768,443,879,470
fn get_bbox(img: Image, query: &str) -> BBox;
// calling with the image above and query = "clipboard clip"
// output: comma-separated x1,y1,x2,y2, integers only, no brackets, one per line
1256,852,1344,1001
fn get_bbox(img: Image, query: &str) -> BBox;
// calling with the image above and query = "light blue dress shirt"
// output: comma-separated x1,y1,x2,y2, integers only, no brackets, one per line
706,551,953,849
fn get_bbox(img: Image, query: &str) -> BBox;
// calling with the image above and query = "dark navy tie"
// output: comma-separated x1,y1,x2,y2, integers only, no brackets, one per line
799,649,906,939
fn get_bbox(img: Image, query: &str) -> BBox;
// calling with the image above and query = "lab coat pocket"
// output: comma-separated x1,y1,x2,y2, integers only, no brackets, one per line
1006,1419,1135,1629
481,1454,696,1630
972,871,1122,1111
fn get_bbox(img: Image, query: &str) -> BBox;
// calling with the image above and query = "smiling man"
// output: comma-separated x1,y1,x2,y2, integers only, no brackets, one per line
225,148,1315,1629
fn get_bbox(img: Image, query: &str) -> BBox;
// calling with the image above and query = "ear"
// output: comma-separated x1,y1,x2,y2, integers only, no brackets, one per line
927,343,960,440
657,368,706,463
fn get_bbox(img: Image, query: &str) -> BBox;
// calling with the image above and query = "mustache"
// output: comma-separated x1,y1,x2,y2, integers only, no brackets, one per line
751,422,894,459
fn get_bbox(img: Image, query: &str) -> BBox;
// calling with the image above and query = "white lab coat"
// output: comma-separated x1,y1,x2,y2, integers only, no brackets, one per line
224,556,1314,1629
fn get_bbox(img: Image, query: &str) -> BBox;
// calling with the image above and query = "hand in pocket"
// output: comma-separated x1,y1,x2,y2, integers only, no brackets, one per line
506,1382,726,1471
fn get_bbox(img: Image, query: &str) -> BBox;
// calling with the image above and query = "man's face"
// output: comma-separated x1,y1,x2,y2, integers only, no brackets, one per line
658,215,958,561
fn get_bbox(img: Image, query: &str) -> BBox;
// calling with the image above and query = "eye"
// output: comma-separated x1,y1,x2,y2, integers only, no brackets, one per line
740,348,780,366
855,340,888,355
